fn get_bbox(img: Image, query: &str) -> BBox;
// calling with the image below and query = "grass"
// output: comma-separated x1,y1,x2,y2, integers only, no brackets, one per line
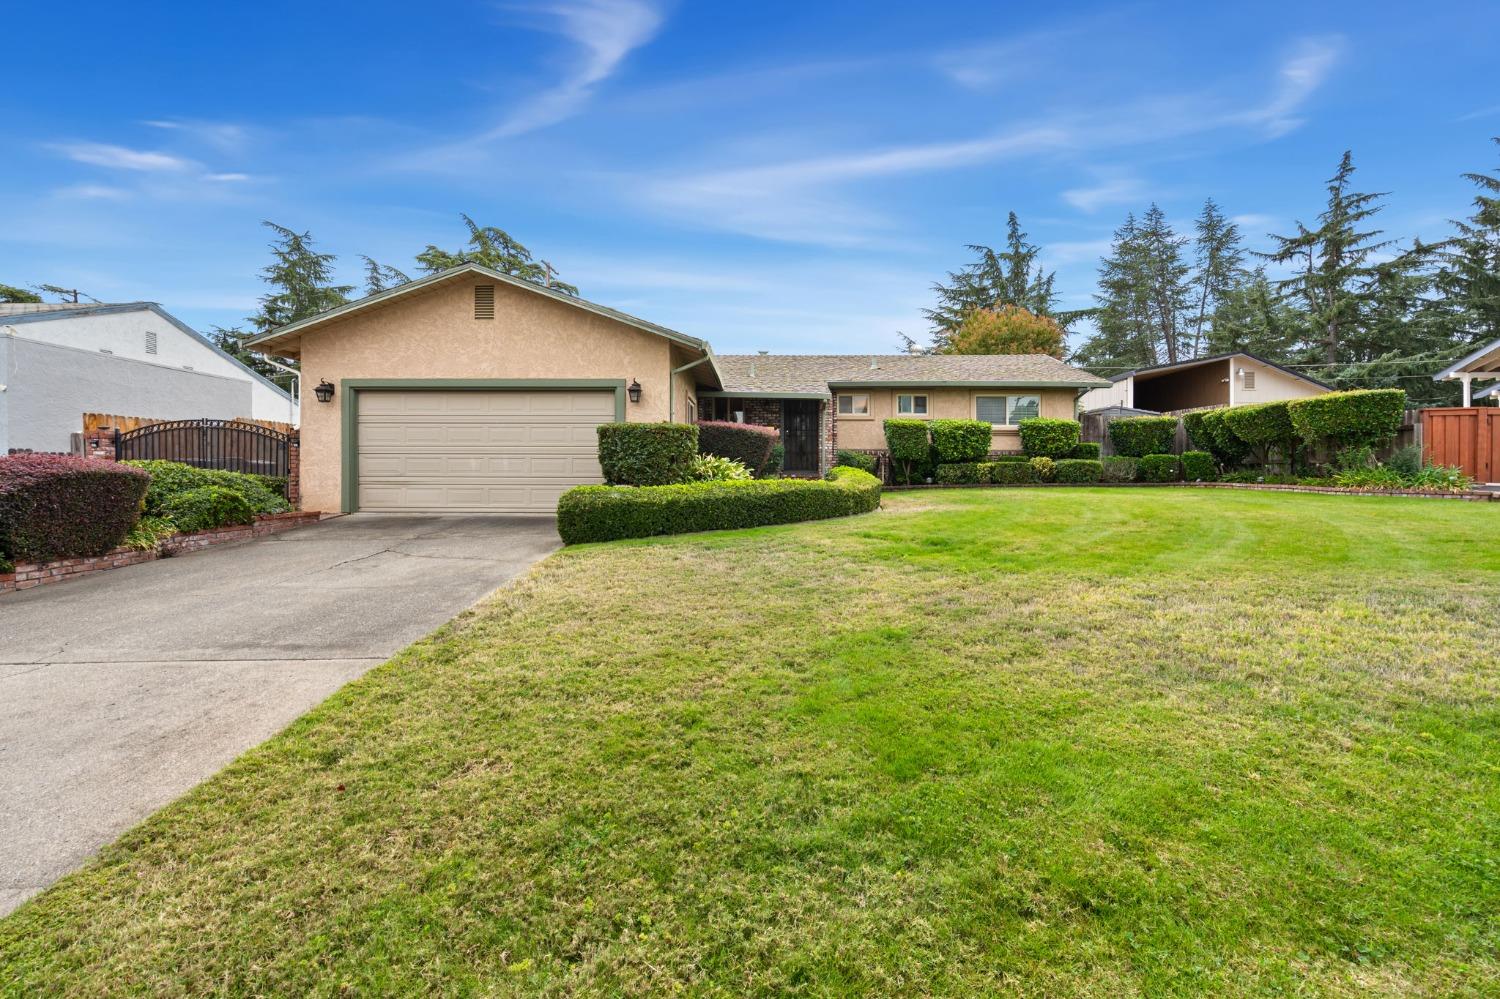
3,487,1498,997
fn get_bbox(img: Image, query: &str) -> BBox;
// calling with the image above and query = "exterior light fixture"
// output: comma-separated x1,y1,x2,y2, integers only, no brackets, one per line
627,379,642,404
314,380,335,403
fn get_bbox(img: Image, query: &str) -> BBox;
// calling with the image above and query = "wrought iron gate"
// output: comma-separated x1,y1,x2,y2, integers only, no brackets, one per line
115,419,290,487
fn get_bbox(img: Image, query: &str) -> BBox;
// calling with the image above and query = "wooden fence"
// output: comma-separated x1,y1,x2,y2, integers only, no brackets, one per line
1423,407,1500,483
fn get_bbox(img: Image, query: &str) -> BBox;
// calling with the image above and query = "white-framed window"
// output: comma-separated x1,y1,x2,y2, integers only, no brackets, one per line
687,399,697,422
837,393,870,415
975,394,1041,425
897,393,929,415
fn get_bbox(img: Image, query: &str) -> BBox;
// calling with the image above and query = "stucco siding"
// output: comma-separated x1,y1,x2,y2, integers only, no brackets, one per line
833,386,1078,451
296,276,680,512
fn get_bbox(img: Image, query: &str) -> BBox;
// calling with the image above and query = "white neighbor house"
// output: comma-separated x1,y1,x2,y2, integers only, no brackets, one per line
0,302,296,453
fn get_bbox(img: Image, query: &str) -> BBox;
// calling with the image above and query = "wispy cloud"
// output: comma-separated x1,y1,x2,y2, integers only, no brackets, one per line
1236,36,1343,138
1061,176,1146,212
204,172,253,182
49,142,195,172
483,0,664,139
1456,104,1500,122
141,119,251,153
53,183,132,200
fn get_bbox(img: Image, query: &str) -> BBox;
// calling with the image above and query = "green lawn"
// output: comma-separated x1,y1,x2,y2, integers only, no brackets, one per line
3,488,1498,997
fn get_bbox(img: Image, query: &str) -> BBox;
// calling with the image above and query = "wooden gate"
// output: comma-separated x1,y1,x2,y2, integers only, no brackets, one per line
1422,408,1500,483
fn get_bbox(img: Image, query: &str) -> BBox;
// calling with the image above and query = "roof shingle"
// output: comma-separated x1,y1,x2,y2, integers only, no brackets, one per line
711,354,1110,395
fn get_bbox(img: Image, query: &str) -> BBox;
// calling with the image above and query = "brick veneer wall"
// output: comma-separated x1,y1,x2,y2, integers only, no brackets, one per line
712,397,835,477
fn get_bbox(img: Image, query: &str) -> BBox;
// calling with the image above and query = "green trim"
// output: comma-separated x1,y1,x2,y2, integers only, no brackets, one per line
827,379,1110,389
669,355,714,423
338,378,627,514
697,390,830,400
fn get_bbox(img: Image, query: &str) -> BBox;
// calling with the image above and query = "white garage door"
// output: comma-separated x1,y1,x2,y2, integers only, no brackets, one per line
355,389,614,513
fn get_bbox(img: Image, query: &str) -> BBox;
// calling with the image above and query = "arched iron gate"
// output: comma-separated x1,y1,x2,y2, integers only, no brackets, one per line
115,419,290,490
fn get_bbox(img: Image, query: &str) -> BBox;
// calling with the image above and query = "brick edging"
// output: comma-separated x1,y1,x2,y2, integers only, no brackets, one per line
884,482,1496,501
1,511,325,594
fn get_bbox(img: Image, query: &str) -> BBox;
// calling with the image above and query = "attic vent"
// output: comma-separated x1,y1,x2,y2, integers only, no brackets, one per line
1242,369,1256,390
474,284,496,320
145,330,158,354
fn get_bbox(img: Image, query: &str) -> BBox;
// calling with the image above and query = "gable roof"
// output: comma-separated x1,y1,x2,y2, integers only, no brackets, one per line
712,354,1110,396
1433,336,1500,381
0,301,293,402
1110,351,1332,390
243,262,714,360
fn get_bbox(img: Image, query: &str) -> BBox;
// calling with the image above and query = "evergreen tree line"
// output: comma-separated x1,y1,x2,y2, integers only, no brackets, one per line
924,140,1500,405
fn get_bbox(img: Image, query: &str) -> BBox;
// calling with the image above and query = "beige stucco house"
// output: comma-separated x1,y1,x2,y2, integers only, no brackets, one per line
246,263,1108,514
1079,352,1329,414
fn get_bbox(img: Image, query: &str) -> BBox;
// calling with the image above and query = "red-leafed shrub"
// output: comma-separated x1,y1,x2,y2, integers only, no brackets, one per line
0,455,149,563
696,421,779,477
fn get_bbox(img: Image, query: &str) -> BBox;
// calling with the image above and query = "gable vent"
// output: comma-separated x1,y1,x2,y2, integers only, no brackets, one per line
1242,369,1256,390
474,284,496,320
145,330,158,354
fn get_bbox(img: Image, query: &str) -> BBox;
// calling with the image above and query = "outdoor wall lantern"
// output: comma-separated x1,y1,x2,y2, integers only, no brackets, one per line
314,380,335,403
628,379,642,404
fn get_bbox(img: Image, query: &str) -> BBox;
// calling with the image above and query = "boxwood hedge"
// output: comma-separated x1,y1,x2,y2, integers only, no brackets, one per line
122,459,290,517
1017,417,1081,458
1053,458,1103,483
1181,450,1217,481
1107,415,1178,457
597,423,699,486
930,419,991,462
1287,388,1406,449
1200,408,1252,465
1139,453,1182,482
696,420,779,477
934,462,984,484
160,485,256,533
1221,401,1295,450
557,466,881,544
834,449,878,474
1068,441,1101,459
983,461,1035,484
0,455,150,563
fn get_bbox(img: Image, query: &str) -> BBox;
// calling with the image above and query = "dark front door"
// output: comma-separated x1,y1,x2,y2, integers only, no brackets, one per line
781,400,820,472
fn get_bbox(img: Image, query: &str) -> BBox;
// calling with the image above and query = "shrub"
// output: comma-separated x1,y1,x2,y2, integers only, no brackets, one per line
1108,415,1178,457
1180,450,1217,481
557,466,881,544
122,515,178,552
989,454,1030,463
1029,456,1056,482
596,423,699,486
1068,442,1101,459
696,420,778,477
1221,401,1295,455
1101,456,1139,483
1287,388,1406,449
1181,410,1214,453
122,460,290,516
1200,408,1252,465
934,462,984,484
930,419,991,462
984,460,1035,484
1385,444,1424,478
834,450,878,474
159,486,255,533
1053,459,1103,483
1138,454,1181,482
884,419,932,484
0,455,150,563
766,444,784,478
1018,417,1081,458
686,454,751,482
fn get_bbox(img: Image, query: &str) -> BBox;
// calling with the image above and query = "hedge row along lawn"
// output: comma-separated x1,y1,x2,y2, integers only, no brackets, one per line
3,489,1498,997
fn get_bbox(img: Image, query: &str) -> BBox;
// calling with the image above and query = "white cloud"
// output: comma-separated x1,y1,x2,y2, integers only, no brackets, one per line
49,142,195,172
1237,36,1343,138
204,172,253,182
1061,177,1145,212
53,183,132,200
141,119,251,153
484,0,664,139
1456,104,1500,122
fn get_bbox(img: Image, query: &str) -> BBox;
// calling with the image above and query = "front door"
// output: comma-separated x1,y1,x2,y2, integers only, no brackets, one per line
781,400,820,473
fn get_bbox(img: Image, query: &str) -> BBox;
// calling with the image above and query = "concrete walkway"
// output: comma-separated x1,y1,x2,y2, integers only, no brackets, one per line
0,514,559,917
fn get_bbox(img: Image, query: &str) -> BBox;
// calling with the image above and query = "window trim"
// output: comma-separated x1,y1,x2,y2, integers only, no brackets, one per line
975,393,1041,427
836,393,872,418
896,393,929,416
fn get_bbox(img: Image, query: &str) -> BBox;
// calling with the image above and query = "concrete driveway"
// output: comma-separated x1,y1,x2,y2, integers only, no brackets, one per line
0,514,559,917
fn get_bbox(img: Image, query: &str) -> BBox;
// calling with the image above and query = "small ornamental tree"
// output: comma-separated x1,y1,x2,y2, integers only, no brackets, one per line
884,419,931,484
1107,415,1178,457
941,305,1065,358
930,419,991,462
1017,417,1081,458
1287,388,1406,450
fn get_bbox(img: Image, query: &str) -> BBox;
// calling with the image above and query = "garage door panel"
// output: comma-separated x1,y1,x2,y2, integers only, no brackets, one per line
355,389,613,513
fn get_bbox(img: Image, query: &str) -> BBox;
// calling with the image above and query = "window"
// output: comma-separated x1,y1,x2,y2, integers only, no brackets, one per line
708,397,749,421
144,330,158,355
687,399,697,422
897,393,928,415
976,394,1040,425
837,393,870,415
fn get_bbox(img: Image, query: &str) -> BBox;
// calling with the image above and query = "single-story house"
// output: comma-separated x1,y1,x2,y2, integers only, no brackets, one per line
244,263,1108,514
1432,336,1500,405
1079,351,1330,414
0,302,296,454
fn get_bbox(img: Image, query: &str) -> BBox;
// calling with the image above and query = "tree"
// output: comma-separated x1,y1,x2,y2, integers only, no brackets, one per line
1432,137,1500,350
416,214,578,296
924,212,1067,347
248,222,354,335
1137,204,1193,365
0,283,41,304
1206,269,1306,358
1259,151,1393,366
1188,199,1247,356
942,305,1065,357
360,256,411,296
1074,205,1192,370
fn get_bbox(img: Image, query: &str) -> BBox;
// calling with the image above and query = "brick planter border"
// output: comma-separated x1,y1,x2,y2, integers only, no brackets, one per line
1,511,326,594
882,481,1496,501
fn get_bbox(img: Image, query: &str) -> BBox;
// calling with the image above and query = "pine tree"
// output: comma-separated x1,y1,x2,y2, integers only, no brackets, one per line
1188,199,1247,356
1206,269,1306,358
360,256,411,296
1259,151,1393,366
1137,204,1193,364
924,212,1066,348
1076,213,1157,370
1433,137,1500,349
248,222,354,335
416,214,578,296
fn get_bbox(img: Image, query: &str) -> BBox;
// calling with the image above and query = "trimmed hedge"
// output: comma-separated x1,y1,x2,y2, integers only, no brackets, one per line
1200,408,1252,465
1221,401,1295,450
930,419,991,462
1018,417,1082,458
1139,454,1181,482
556,466,881,544
990,454,1030,463
122,460,290,517
934,462,984,484
984,460,1035,484
834,449,878,474
597,423,698,486
1181,450,1217,481
1053,459,1103,483
1287,388,1406,449
1181,411,1214,453
160,485,256,533
696,420,778,477
1068,442,1101,459
0,455,149,563
1101,456,1138,483
1029,456,1056,482
1107,415,1179,457
884,419,932,484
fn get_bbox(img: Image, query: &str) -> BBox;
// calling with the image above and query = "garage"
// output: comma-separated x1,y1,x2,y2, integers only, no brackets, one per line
354,388,616,513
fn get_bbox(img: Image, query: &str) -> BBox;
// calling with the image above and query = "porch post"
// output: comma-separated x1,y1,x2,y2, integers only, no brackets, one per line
1461,373,1473,407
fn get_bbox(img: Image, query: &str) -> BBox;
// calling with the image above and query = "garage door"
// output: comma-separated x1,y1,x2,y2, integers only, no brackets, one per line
354,389,614,513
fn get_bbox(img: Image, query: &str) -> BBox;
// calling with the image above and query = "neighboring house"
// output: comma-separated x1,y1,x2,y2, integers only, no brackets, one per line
1432,336,1500,405
245,262,1108,514
1079,352,1330,413
0,302,296,453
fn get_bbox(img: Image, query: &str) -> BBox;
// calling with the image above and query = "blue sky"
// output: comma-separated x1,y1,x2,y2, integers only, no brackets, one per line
3,1,1498,354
